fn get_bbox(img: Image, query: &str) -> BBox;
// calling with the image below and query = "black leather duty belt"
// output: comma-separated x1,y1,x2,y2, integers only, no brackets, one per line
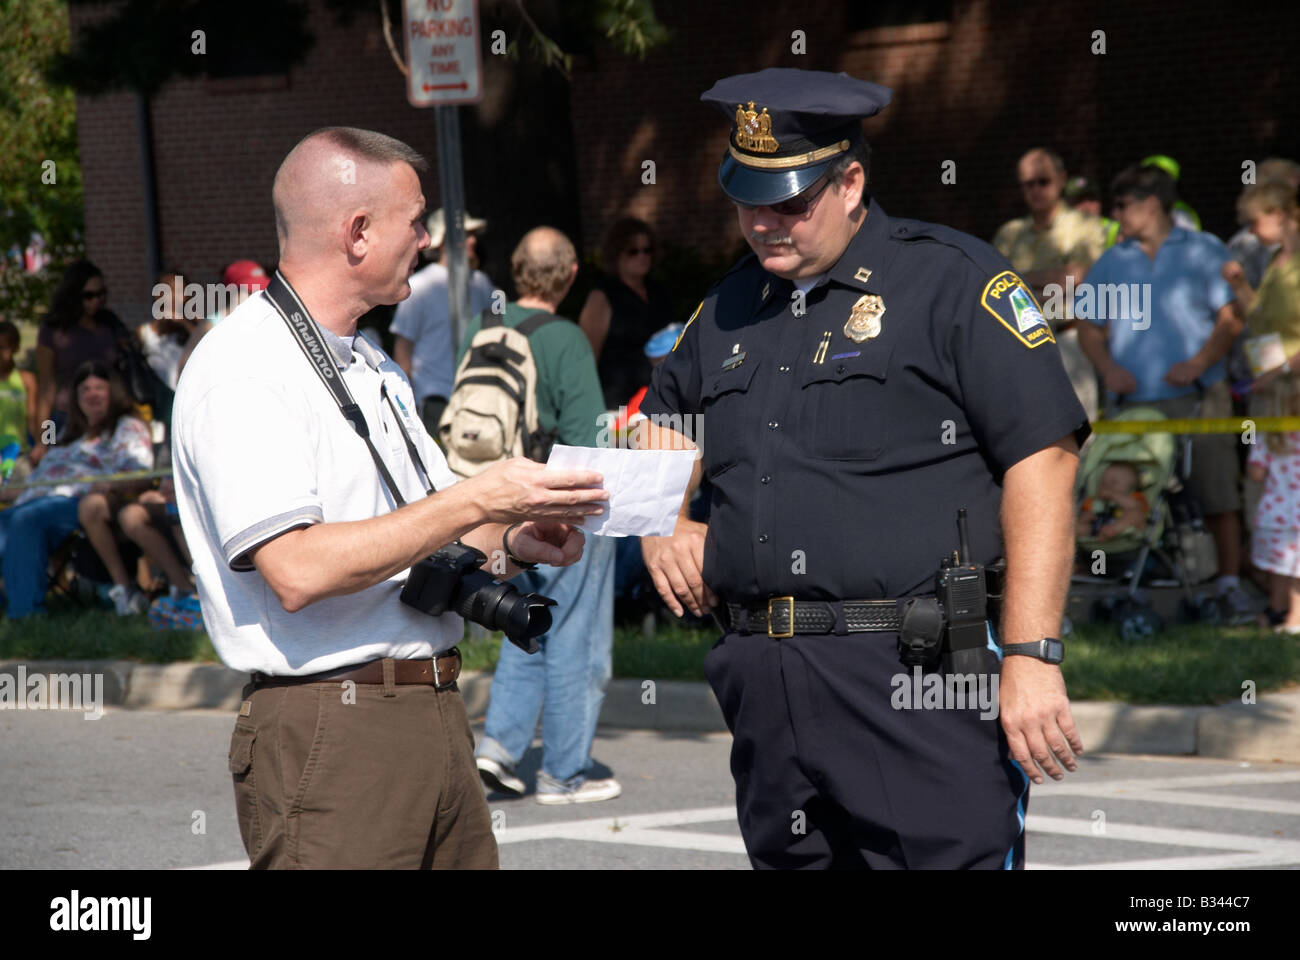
724,597,908,638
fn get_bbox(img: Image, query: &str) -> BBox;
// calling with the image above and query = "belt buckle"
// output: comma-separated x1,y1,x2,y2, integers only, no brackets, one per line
767,596,795,639
433,647,460,689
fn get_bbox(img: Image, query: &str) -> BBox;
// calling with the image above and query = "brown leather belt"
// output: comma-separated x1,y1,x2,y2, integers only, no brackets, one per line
251,649,462,690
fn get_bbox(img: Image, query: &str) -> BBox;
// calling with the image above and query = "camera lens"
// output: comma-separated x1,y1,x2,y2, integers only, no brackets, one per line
453,570,556,652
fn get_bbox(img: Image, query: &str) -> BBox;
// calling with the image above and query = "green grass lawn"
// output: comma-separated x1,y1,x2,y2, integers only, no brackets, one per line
2,601,1296,705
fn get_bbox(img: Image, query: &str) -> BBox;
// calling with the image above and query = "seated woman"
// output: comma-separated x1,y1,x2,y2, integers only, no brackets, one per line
0,361,153,617
33,261,124,463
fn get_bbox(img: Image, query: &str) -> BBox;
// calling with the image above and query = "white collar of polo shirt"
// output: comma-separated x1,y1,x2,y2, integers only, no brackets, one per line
316,325,357,369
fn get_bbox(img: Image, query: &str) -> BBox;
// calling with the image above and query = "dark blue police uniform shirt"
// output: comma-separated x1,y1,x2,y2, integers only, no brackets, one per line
641,198,1091,604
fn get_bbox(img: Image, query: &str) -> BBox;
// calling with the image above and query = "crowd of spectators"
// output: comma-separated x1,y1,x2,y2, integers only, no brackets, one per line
0,256,267,621
996,149,1300,625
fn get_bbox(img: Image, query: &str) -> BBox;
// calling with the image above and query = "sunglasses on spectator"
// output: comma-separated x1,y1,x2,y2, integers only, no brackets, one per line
624,245,653,257
737,177,832,216
83,288,108,300
1020,177,1052,189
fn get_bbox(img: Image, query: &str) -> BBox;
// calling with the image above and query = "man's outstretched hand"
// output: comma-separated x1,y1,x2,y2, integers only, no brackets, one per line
468,457,609,525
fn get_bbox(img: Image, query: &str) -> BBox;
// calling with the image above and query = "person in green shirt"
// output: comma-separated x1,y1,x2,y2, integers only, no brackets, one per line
0,320,38,482
464,227,622,805
455,230,607,448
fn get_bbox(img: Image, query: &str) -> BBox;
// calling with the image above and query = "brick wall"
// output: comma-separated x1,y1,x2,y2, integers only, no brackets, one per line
568,0,1300,259
71,0,1300,327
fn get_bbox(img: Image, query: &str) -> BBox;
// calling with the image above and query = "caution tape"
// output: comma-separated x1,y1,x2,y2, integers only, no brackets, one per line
2,468,173,492
1091,417,1300,435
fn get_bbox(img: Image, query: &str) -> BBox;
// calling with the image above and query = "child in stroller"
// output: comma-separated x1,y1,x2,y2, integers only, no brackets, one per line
1072,407,1224,639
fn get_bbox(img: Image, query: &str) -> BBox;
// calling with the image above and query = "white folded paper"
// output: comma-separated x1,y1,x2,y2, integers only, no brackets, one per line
545,444,697,537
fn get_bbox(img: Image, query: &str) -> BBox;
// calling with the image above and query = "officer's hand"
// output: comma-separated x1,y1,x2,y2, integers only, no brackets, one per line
1221,260,1246,287
642,516,716,618
998,657,1083,784
468,458,609,525
1102,364,1137,395
507,520,585,567
1164,359,1205,388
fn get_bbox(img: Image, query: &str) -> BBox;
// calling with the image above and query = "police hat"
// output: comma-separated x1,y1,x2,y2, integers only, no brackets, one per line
700,68,892,207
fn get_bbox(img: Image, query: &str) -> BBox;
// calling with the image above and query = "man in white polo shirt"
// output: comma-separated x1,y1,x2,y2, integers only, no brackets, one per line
172,127,608,869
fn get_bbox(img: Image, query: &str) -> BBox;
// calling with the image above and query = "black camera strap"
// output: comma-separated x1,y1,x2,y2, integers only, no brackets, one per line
263,270,433,508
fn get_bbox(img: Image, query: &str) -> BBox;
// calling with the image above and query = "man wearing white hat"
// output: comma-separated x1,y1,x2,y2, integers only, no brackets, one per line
392,208,496,433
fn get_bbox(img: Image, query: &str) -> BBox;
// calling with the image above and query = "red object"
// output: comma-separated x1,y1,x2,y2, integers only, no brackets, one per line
222,260,270,290
614,386,648,433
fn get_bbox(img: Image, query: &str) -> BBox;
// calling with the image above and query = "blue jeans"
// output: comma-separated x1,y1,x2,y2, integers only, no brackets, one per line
477,533,616,784
0,495,81,617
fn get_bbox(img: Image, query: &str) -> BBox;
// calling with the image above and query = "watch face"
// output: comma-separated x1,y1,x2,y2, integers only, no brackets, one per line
1045,639,1065,663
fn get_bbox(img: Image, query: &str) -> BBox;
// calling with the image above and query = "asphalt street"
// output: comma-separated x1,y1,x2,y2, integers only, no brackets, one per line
2,707,1298,870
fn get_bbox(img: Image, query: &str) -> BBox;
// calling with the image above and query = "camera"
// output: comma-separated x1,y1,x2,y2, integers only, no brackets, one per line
400,542,557,654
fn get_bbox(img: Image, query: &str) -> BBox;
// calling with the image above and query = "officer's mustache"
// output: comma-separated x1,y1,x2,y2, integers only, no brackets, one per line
750,233,793,246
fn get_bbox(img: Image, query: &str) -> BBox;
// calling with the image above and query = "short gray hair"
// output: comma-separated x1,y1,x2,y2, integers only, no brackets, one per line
298,126,428,173
827,139,871,205
1023,147,1066,176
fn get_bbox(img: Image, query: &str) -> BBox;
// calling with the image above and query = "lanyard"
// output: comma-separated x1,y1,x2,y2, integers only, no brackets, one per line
262,271,434,507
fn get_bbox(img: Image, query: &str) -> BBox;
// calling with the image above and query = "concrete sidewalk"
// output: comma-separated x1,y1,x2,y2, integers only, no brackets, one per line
3,658,1297,762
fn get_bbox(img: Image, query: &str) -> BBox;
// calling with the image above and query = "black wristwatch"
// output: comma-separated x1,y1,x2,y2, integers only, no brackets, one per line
503,523,537,571
1002,638,1065,664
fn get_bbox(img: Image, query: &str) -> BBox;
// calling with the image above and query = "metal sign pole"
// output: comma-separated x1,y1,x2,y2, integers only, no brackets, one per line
403,0,482,360
436,105,471,360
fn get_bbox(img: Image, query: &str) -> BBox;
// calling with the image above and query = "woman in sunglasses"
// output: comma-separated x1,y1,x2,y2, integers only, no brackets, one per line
579,217,674,410
33,260,122,465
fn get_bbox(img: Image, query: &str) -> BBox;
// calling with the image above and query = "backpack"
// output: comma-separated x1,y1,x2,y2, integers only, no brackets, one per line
439,311,563,477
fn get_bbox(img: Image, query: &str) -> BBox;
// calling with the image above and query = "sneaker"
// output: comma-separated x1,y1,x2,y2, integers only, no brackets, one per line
1219,585,1258,624
476,756,525,796
534,771,622,805
107,584,147,617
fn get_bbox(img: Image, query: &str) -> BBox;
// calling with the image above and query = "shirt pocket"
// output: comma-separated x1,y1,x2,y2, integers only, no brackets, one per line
699,358,760,478
796,345,893,461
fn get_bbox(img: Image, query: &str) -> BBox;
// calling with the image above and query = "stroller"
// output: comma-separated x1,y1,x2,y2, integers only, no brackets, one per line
1071,406,1222,640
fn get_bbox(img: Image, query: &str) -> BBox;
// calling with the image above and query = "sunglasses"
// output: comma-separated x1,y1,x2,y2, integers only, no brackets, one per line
83,288,108,301
624,245,653,257
1020,177,1052,189
737,177,832,216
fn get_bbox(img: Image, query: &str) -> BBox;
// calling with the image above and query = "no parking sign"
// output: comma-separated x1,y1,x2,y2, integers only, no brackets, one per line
403,0,483,107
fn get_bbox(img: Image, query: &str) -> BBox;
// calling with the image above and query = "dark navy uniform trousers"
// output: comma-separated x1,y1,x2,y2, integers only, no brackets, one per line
705,628,1029,869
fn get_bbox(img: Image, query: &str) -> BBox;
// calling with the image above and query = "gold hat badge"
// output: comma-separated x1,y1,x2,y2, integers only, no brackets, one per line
734,102,779,153
845,293,885,342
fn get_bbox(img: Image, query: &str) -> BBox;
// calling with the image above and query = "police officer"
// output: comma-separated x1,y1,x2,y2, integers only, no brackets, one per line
638,68,1091,869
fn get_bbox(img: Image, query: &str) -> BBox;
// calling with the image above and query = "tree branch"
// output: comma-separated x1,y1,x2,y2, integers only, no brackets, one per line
380,0,407,76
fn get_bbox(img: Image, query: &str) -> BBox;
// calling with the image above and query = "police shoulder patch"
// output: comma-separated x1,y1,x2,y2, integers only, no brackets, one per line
980,270,1055,348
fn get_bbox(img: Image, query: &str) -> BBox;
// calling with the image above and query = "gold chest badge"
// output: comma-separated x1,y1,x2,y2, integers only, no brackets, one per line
844,294,885,342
